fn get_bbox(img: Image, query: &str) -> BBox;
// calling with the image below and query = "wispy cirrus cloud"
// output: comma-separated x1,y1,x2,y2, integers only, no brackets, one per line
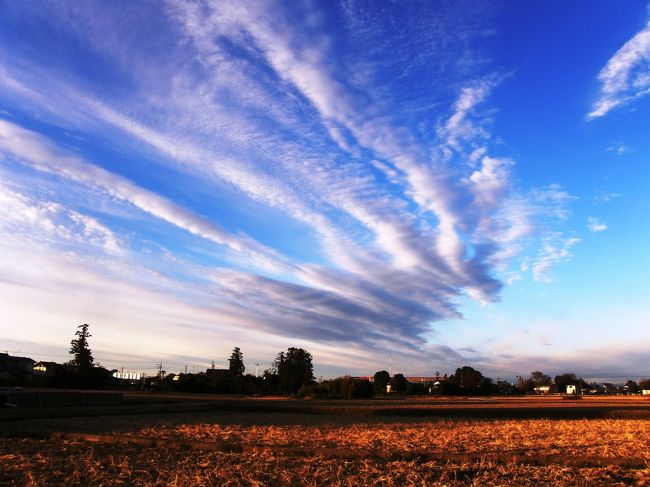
164,1,562,299
589,16,650,119
607,143,634,155
0,119,290,274
0,181,121,256
594,190,621,204
532,236,580,283
0,1,579,373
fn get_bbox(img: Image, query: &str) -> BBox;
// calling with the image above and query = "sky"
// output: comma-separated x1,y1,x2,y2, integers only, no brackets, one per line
0,1,649,380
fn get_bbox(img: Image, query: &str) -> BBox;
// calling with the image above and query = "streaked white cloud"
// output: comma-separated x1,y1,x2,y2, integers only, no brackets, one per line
589,18,650,119
0,176,125,258
0,1,583,374
442,79,495,150
532,236,580,283
0,119,289,274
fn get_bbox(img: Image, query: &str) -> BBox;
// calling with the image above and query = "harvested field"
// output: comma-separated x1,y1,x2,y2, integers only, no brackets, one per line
2,395,650,486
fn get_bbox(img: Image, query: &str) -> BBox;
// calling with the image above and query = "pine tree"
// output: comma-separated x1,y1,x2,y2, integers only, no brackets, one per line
228,347,245,376
69,323,94,371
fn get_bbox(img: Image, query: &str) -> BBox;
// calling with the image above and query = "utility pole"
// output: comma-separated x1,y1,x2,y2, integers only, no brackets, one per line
389,353,392,377
184,365,188,374
157,362,163,378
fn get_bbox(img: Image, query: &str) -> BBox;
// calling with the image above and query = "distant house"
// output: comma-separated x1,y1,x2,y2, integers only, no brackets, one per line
112,371,142,381
566,384,578,395
642,390,650,396
363,376,442,384
0,353,35,373
32,361,59,376
534,385,552,394
405,376,439,384
0,353,35,386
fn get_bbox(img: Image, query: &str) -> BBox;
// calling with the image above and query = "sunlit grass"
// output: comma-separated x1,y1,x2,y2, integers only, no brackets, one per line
3,397,650,486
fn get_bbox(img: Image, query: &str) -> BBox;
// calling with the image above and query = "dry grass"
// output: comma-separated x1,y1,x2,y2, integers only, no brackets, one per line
133,418,650,459
1,436,649,486
2,397,650,486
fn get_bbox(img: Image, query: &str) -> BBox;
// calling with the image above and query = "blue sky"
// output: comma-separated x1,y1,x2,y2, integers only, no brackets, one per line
0,1,649,380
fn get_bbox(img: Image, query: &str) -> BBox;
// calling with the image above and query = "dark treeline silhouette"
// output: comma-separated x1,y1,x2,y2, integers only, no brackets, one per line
157,346,315,396
2,323,650,398
17,323,116,390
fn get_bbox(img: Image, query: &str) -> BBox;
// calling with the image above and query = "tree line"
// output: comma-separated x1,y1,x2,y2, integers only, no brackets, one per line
5,323,649,397
515,370,650,395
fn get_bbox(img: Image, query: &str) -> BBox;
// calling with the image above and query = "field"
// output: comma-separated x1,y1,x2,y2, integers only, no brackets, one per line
2,393,650,486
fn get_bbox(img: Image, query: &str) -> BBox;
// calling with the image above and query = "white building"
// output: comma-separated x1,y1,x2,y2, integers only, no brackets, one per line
112,371,142,380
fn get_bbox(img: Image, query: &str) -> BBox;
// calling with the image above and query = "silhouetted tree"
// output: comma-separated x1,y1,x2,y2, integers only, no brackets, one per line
625,380,639,393
515,375,528,392
274,347,314,394
451,366,483,390
271,352,285,375
531,371,552,387
373,370,391,394
228,347,245,376
348,378,374,398
554,373,578,393
517,371,553,393
69,323,94,372
317,376,374,399
639,378,650,390
496,379,516,395
409,382,426,395
390,373,408,393
449,366,493,395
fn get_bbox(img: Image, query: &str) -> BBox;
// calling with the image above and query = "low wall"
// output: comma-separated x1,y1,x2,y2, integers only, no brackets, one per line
1,390,124,407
